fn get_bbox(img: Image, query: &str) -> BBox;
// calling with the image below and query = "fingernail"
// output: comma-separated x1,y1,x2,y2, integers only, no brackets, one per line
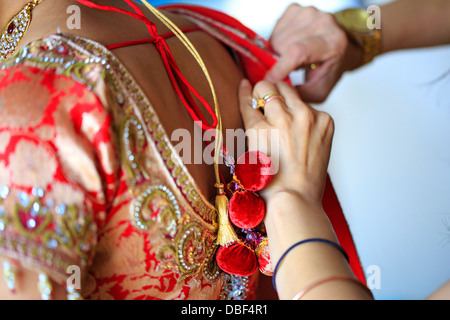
240,79,251,88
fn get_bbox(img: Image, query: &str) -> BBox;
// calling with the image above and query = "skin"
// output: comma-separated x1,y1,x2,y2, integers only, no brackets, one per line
238,79,450,300
266,0,450,103
239,79,372,300
427,281,450,300
258,0,450,299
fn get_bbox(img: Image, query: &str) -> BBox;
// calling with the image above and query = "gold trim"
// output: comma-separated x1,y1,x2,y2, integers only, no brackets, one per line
0,0,45,62
1,34,217,225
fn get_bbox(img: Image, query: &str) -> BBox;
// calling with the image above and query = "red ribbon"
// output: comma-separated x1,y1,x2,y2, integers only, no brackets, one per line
73,0,219,132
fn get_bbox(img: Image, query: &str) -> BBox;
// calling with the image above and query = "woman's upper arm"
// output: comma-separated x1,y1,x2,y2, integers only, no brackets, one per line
0,65,119,299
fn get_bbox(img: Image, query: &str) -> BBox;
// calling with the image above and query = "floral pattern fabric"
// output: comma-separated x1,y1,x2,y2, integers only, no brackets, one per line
0,32,258,300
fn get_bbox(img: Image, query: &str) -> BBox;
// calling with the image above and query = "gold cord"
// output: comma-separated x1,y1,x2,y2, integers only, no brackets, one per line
140,2,238,244
140,1,223,184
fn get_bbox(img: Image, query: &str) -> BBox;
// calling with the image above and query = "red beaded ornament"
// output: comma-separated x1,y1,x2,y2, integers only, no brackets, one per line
216,242,258,277
229,190,265,229
215,151,275,277
228,151,274,229
233,151,275,191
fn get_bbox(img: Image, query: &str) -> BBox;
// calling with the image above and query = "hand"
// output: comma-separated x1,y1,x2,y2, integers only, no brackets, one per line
266,4,363,103
239,79,335,206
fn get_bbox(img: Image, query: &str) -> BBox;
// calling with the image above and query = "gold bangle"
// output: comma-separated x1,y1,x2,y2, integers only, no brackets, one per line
292,275,374,300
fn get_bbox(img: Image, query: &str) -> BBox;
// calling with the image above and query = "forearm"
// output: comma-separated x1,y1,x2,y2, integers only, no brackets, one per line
264,191,372,300
381,0,450,53
427,280,450,300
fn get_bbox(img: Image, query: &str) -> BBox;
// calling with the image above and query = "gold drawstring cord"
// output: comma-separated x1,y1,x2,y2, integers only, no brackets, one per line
139,2,238,245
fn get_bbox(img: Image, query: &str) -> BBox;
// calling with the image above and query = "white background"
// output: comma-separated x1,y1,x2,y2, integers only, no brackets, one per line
152,0,450,299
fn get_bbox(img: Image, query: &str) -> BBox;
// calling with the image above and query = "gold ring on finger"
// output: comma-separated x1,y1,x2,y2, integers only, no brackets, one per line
264,94,285,105
251,98,266,110
252,93,285,110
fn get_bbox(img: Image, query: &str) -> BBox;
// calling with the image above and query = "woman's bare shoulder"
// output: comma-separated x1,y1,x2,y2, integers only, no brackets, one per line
24,0,198,48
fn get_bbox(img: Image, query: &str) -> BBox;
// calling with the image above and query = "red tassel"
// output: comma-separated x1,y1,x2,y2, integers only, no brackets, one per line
215,151,274,278
229,190,265,229
216,242,258,277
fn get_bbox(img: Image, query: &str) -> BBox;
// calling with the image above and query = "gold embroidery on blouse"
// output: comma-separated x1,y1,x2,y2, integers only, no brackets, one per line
1,33,238,291
12,198,51,237
43,204,95,261
157,221,219,281
0,188,10,233
2,34,217,224
0,188,95,283
120,115,148,181
132,185,181,233
132,184,219,281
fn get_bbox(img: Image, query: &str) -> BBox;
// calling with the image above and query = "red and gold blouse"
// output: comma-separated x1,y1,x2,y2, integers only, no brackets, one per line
0,4,365,300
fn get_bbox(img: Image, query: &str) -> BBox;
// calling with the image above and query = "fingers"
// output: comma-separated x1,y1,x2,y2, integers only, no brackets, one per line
265,43,309,82
239,79,331,137
295,58,341,103
238,79,266,129
238,77,336,204
265,37,339,83
274,81,318,118
267,4,349,103
274,81,334,146
270,4,318,50
252,81,290,124
274,81,304,111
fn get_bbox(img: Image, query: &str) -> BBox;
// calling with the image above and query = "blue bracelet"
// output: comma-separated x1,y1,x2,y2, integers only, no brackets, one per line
272,238,350,293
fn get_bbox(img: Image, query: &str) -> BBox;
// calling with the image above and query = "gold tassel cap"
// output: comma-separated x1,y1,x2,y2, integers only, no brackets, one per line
215,184,238,246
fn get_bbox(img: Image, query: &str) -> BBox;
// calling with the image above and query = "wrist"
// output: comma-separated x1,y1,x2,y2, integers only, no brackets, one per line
334,8,382,68
263,189,335,244
264,188,322,210
343,40,365,72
